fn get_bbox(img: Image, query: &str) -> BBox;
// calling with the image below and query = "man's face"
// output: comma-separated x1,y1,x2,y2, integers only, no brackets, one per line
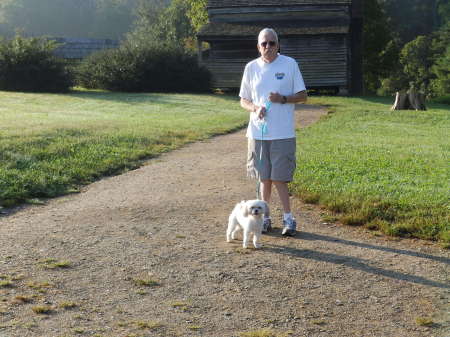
257,32,278,62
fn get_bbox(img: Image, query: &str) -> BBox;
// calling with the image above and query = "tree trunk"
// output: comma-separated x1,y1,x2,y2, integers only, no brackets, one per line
408,88,427,110
391,89,426,111
391,91,408,110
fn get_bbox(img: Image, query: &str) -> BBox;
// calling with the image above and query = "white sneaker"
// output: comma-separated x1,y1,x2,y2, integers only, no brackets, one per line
282,218,297,237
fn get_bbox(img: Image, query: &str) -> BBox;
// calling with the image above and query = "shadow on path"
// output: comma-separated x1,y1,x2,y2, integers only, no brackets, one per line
266,243,449,289
298,232,450,265
263,232,449,289
264,239,450,289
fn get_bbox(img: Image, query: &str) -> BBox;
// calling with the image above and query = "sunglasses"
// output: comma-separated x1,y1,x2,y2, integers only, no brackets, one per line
260,41,276,47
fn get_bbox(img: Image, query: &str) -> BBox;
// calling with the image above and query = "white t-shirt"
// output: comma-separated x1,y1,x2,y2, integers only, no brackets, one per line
239,54,306,140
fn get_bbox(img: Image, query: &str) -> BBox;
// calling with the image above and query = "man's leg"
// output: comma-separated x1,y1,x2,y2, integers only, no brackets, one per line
273,181,290,213
273,181,296,236
260,179,272,203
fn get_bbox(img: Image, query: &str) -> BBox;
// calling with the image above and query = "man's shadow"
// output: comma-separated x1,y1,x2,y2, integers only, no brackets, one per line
264,230,450,289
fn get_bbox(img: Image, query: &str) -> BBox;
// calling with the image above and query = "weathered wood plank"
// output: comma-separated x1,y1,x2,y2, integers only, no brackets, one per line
208,0,352,8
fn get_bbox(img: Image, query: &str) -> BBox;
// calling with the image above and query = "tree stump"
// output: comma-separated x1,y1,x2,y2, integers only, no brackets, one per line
391,89,426,111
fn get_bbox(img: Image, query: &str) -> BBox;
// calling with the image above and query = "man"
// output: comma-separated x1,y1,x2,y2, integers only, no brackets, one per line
239,28,307,236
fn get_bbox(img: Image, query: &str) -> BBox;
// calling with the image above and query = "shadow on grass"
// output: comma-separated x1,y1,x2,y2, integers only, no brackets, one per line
350,95,450,110
354,95,393,105
264,231,449,289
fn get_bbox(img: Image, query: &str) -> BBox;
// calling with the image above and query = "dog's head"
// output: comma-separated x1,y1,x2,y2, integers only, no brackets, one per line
241,199,269,217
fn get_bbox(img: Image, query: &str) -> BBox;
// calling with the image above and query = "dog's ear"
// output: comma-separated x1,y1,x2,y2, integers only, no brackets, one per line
241,202,249,217
262,201,270,217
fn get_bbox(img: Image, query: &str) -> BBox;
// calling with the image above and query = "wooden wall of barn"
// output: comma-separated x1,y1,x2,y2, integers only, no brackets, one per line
281,34,348,88
201,34,348,89
201,40,254,88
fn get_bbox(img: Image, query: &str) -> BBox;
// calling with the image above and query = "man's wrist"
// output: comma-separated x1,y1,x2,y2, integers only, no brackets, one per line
281,95,287,104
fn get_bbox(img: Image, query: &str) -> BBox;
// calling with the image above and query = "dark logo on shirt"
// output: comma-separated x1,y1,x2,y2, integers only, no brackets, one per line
275,72,285,80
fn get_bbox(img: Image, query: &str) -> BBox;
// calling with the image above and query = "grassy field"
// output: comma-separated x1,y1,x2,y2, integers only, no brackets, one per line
292,96,449,245
0,90,247,207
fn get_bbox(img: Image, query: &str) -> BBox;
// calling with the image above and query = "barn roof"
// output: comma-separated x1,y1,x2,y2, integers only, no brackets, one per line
52,37,119,59
198,22,348,39
208,0,352,8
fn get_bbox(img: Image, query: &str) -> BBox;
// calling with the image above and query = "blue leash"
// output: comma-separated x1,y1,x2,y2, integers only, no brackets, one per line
256,101,270,199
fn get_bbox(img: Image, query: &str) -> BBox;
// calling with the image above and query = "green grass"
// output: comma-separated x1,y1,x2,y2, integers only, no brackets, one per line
291,96,449,244
0,280,14,288
415,316,434,326
0,90,246,207
31,305,53,314
38,258,71,269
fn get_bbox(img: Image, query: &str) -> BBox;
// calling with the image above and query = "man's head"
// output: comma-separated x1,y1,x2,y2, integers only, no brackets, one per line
257,28,279,63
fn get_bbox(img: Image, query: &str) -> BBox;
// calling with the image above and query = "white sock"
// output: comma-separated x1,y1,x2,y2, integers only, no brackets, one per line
283,213,293,221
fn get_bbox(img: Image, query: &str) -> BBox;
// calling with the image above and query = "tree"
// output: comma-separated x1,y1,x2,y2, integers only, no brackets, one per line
0,0,139,39
379,0,438,44
400,35,434,94
429,25,450,97
430,46,450,97
362,0,397,93
186,0,208,33
0,35,72,92
127,0,196,49
436,0,450,30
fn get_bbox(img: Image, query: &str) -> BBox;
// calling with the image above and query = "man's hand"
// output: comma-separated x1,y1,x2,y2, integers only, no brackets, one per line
269,92,284,103
269,91,308,104
240,98,267,119
256,106,266,119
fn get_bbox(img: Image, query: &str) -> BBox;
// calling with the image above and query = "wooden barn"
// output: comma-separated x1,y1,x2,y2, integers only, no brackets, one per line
197,0,362,95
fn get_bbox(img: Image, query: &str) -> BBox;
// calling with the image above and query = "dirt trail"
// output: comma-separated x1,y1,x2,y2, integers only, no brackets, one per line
0,105,449,337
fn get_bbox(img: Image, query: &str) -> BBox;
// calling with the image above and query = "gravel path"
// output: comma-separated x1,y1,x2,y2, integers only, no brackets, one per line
0,105,449,337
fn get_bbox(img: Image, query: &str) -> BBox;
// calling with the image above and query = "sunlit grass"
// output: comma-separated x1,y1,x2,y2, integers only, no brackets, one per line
415,316,434,326
292,96,449,243
0,90,246,207
31,305,53,314
240,329,292,337
133,278,159,287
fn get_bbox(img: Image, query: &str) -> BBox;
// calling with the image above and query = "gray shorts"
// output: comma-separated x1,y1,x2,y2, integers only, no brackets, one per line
247,138,296,182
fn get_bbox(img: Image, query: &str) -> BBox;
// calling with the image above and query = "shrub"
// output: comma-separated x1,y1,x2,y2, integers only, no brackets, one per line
76,43,211,93
431,94,450,105
377,73,409,96
430,46,450,98
378,27,450,97
0,35,72,92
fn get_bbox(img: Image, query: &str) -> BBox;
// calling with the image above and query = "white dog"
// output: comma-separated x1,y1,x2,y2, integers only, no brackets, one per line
226,200,269,249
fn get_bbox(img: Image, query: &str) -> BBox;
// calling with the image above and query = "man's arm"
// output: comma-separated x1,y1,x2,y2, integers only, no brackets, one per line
269,90,307,104
240,97,266,119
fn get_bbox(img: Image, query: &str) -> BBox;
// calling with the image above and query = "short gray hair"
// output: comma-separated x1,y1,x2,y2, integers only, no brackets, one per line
258,28,279,44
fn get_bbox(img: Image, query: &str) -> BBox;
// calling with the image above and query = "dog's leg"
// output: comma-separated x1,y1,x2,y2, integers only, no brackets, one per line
253,232,262,249
231,227,240,240
226,217,235,242
242,229,250,248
